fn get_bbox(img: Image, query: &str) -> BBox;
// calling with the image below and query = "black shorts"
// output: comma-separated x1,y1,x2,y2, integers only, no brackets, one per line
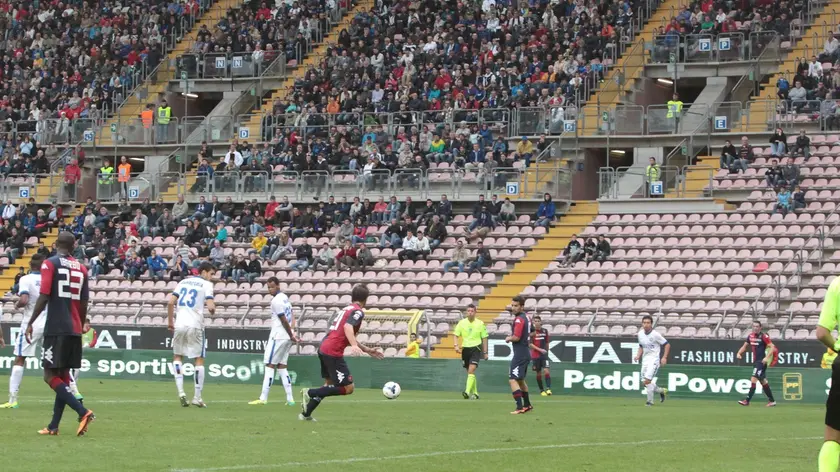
752,363,767,380
41,335,82,370
318,352,353,387
532,357,550,371
828,357,840,429
509,356,530,380
461,346,482,369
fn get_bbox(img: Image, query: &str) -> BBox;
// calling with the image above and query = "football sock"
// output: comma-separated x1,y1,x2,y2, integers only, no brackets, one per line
194,366,205,399
173,361,185,396
48,394,65,431
651,382,663,393
544,374,552,389
277,368,294,402
535,373,544,391
747,382,756,401
522,390,531,407
48,377,86,416
763,382,775,402
646,383,655,403
512,389,523,409
466,374,476,394
309,385,347,399
68,369,80,397
304,396,321,416
819,441,840,472
9,365,24,402
259,367,275,401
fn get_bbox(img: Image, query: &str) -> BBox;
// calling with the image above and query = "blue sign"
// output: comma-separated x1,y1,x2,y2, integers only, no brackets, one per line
714,116,728,130
83,130,94,142
649,181,664,196
215,57,226,69
563,120,576,132
506,181,520,196
18,187,29,199
232,57,243,68
698,38,711,52
239,128,250,139
718,37,731,51
128,187,140,199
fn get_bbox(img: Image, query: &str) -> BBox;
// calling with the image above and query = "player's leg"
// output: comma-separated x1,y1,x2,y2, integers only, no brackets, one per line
192,356,206,407
467,363,478,399
760,377,776,406
275,341,295,404
302,355,353,419
461,348,472,398
518,378,533,411
642,363,656,405
820,361,840,471
740,370,762,405
41,337,92,435
509,358,530,413
254,340,277,404
2,356,26,408
172,352,188,405
68,368,82,400
534,362,544,394
543,364,552,395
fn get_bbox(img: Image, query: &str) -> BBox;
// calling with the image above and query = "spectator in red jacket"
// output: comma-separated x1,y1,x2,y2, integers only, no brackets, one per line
335,240,358,270
64,159,82,202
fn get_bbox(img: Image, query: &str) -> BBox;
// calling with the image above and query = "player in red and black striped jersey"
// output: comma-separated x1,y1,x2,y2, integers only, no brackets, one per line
736,320,778,407
507,296,533,414
299,285,384,421
24,232,95,436
529,316,552,396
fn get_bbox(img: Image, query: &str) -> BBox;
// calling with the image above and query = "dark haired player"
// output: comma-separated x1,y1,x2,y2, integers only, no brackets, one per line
299,285,384,421
736,320,777,407
24,231,94,436
506,296,533,414
529,315,552,396
816,277,840,471
453,303,488,399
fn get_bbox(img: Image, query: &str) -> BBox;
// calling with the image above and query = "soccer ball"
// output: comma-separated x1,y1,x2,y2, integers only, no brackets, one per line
382,381,401,399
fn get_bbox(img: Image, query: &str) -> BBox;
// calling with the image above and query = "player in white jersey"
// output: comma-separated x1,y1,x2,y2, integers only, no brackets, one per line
1,255,47,409
250,276,299,405
634,315,670,406
167,262,216,408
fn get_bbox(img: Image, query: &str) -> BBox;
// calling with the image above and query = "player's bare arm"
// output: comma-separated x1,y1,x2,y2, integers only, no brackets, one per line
166,294,178,331
736,341,749,359
818,326,837,350
0,330,5,348
25,294,49,343
762,342,775,365
634,346,643,362
505,333,520,343
206,298,216,316
279,313,299,343
453,334,461,353
482,336,488,360
661,342,671,365
16,292,29,309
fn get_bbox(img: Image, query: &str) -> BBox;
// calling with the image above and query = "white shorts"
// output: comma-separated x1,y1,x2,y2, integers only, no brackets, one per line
264,339,293,366
640,360,660,381
14,328,43,358
172,327,206,359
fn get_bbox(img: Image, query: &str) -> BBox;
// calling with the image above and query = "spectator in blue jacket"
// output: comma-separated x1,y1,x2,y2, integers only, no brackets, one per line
191,195,212,221
467,205,496,240
534,193,556,228
774,187,792,215
147,249,168,281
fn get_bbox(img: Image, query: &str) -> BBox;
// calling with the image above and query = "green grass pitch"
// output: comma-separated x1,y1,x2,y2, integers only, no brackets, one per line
0,377,823,471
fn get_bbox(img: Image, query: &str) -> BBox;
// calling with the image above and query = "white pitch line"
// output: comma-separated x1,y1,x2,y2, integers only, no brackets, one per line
171,436,820,472
14,397,610,405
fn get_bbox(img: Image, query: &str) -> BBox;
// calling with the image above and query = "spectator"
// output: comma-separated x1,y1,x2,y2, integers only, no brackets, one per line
291,207,316,239
783,157,801,188
499,198,516,226
147,249,168,281
774,187,792,215
169,255,189,282
791,130,811,158
209,240,226,268
467,205,495,240
351,218,368,245
269,230,294,262
133,209,149,237
644,157,662,198
437,195,453,223
591,236,612,263
792,185,807,211
765,159,784,187
788,81,807,113
560,235,584,267
398,230,421,262
372,197,388,224
534,193,556,228
251,231,268,255
215,222,229,244
379,218,404,248
335,241,358,270
769,128,787,157
467,241,492,274
155,209,176,238
289,241,313,272
124,256,145,282
64,159,82,202
89,251,109,280
386,196,401,222
356,243,375,269
416,231,431,260
426,215,447,250
231,255,248,283
244,253,262,283
311,242,335,271
582,237,598,262
333,218,354,247
443,240,470,273
720,140,738,171
516,136,534,167
192,196,211,221
11,267,24,294
171,195,190,222
733,136,755,173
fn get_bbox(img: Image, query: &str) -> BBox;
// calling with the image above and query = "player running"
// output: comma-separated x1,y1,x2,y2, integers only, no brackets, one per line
817,277,840,471
529,315,552,396
506,296,533,414
25,232,94,436
736,320,777,407
1,255,47,409
168,262,216,408
250,276,298,405
634,315,669,406
299,285,384,421
453,303,488,400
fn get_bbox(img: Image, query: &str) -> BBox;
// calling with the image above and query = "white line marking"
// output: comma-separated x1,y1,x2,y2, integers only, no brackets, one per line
11,397,610,405
171,436,820,472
